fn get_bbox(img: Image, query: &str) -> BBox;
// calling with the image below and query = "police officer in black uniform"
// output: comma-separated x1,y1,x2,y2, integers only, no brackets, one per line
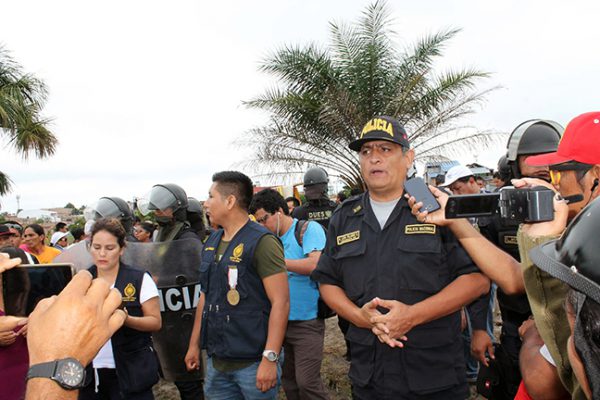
477,119,562,399
311,115,490,399
292,167,337,229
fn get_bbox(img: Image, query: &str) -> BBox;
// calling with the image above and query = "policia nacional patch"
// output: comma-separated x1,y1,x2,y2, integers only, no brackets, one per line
337,231,360,245
405,224,436,235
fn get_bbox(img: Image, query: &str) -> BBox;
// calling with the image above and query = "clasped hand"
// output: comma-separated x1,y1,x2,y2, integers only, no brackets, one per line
361,297,412,348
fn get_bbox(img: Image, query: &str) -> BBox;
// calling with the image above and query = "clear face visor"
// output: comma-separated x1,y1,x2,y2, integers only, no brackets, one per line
91,198,123,220
137,186,177,216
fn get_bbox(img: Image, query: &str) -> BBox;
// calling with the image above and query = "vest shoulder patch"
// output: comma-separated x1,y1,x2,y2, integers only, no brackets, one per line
504,235,518,245
405,224,436,235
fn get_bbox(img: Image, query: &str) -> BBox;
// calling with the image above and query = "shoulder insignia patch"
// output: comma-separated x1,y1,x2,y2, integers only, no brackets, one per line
405,224,436,235
337,230,360,245
504,235,518,245
352,205,362,214
205,246,215,251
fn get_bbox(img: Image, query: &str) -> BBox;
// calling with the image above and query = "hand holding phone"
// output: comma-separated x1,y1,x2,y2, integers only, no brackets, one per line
404,177,441,213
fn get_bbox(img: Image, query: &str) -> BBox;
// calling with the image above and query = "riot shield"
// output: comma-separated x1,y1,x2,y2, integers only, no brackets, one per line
54,242,93,271
56,238,203,382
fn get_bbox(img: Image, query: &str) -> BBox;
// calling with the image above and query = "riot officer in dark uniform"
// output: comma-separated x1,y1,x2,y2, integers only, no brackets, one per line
477,119,563,399
139,183,204,400
312,115,489,399
142,183,201,242
292,167,337,229
91,197,137,242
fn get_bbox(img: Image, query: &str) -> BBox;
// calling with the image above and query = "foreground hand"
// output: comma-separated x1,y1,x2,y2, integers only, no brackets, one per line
256,359,277,392
471,329,495,366
184,345,200,371
0,329,17,346
513,178,569,237
369,298,412,348
0,253,22,273
27,270,127,366
406,185,452,226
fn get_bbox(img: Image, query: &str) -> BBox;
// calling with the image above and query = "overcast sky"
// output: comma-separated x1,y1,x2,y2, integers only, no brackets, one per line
1,0,599,213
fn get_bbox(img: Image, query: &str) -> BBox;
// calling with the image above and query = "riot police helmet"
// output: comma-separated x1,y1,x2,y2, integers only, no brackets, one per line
92,197,134,233
93,197,133,221
146,183,189,213
303,167,329,186
506,119,563,178
497,154,512,183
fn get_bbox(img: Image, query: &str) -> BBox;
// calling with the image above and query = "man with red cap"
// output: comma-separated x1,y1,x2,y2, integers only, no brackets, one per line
404,112,600,399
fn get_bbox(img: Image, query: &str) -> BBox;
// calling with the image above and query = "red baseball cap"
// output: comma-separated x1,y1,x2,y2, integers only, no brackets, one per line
527,112,600,166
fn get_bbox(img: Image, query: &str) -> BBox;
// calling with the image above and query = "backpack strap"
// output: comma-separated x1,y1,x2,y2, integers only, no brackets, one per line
294,220,309,247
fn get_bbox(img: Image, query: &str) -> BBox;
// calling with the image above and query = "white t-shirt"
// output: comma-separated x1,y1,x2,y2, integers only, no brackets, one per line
370,196,401,229
92,273,159,369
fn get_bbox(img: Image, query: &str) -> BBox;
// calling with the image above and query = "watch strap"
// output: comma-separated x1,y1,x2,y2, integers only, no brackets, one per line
27,361,58,381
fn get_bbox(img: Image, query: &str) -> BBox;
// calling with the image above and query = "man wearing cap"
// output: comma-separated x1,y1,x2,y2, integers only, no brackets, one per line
0,225,13,248
311,115,490,399
2,222,38,264
50,231,69,251
404,112,600,399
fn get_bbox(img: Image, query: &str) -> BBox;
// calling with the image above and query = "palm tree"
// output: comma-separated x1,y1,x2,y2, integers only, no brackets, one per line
242,1,500,189
0,45,58,195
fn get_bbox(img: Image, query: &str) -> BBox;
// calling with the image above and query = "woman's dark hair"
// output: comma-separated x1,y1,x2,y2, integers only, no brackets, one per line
91,218,126,248
212,171,254,211
24,224,45,237
140,221,156,235
249,189,289,216
70,228,85,241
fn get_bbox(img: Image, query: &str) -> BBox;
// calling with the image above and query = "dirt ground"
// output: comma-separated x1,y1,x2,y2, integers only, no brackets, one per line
153,315,492,399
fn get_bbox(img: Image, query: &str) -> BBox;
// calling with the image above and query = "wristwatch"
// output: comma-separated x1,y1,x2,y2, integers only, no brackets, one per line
27,358,86,390
262,350,279,362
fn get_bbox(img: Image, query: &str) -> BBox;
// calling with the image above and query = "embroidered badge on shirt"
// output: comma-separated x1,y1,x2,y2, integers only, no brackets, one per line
230,243,244,263
123,283,137,302
337,230,360,245
504,235,518,245
405,224,436,235
352,205,362,214
205,246,215,251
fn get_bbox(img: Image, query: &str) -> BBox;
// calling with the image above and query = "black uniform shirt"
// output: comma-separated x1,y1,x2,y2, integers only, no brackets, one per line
312,192,480,345
291,199,337,229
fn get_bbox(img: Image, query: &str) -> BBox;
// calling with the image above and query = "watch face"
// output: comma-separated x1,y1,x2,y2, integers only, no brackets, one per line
266,351,277,362
57,359,84,388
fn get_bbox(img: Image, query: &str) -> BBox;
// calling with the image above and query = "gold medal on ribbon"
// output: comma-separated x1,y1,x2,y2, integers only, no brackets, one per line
227,289,240,306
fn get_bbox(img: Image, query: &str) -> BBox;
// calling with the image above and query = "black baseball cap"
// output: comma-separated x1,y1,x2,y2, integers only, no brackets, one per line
349,115,410,152
0,225,11,237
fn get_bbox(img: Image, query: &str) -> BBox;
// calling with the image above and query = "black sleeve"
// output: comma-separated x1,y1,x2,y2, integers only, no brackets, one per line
310,212,343,288
291,205,308,221
441,226,480,279
467,291,491,331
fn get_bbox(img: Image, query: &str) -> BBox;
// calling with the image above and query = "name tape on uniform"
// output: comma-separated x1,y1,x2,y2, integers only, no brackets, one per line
405,224,436,235
337,230,360,245
504,235,518,245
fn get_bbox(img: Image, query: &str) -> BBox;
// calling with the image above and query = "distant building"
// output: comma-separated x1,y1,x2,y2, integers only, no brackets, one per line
17,209,60,222
424,161,460,186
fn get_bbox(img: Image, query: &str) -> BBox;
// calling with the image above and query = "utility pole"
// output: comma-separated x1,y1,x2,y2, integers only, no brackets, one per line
16,194,21,215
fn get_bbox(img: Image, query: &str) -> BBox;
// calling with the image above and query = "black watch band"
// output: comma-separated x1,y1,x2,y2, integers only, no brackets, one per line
27,358,86,390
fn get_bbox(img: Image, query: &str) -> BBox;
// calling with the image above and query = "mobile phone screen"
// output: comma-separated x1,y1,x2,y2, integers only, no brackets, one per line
404,177,441,213
2,264,73,316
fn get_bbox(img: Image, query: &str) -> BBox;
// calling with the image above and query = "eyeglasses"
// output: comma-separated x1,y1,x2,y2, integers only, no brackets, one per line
255,213,272,224
3,223,22,233
549,162,593,186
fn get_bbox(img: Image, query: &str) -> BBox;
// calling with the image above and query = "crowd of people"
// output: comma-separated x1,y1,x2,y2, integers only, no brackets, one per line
0,111,600,400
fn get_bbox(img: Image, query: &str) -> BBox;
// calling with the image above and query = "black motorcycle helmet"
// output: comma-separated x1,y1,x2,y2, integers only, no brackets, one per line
530,197,600,304
506,119,563,178
93,197,134,233
303,167,329,201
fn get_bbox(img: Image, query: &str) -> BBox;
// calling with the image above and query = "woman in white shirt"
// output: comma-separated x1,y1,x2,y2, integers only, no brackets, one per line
79,218,161,400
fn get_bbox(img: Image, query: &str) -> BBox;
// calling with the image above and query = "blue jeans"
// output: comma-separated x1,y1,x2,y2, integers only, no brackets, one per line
204,356,283,400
